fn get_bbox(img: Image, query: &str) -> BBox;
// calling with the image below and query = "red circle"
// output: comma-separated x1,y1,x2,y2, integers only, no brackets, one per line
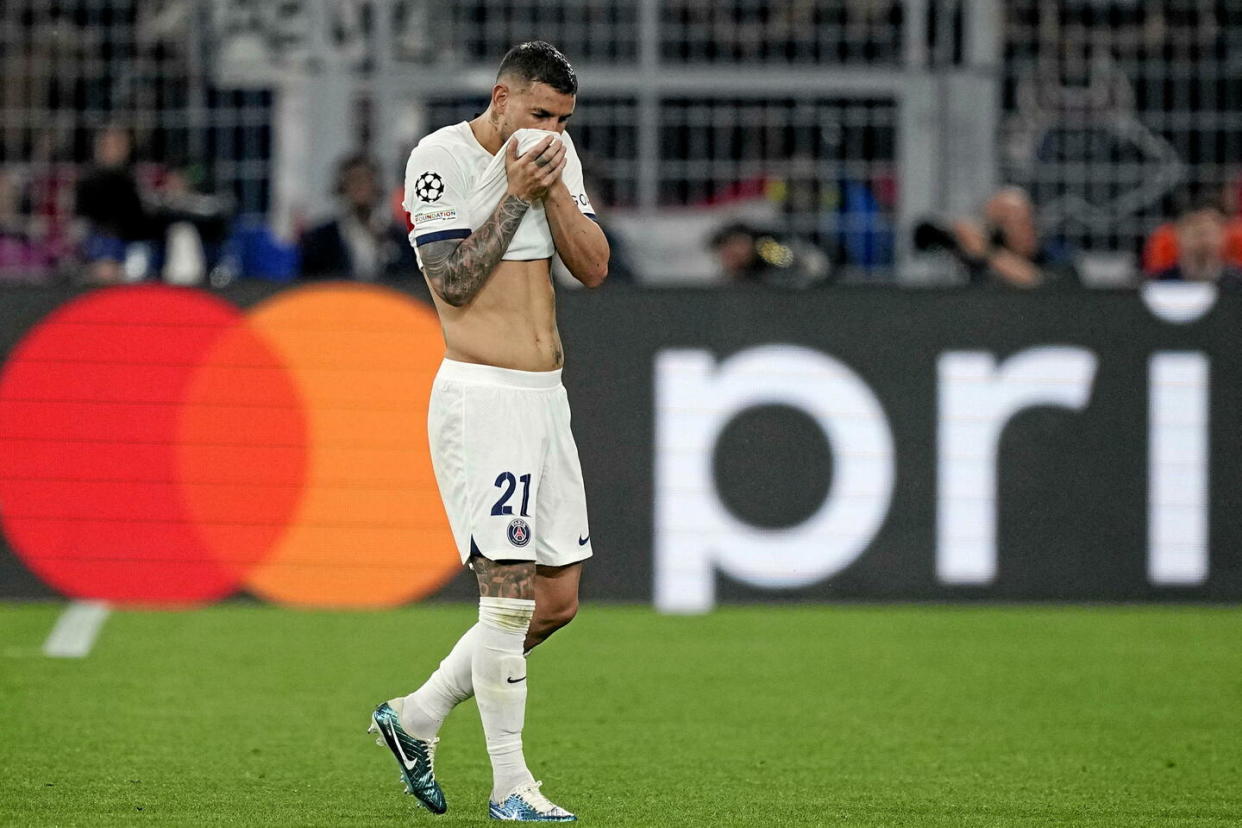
0,285,306,604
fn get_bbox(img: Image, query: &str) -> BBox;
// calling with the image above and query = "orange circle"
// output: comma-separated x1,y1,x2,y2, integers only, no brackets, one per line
238,283,458,607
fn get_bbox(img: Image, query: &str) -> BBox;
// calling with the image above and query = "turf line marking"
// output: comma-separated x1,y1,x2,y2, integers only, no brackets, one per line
43,601,111,658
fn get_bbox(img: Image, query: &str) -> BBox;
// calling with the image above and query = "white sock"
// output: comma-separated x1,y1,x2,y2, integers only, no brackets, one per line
400,623,480,740
474,596,537,802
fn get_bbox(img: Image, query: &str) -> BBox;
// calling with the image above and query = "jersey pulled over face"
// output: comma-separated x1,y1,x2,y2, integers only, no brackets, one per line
402,124,596,270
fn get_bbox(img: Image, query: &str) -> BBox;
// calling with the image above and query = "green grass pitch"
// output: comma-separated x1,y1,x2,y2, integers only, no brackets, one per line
2,603,1240,826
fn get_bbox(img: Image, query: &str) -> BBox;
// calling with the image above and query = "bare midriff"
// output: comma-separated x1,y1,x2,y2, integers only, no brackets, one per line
425,257,563,372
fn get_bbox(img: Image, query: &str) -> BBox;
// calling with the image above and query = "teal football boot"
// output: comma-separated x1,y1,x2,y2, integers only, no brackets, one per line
488,781,576,822
368,699,447,814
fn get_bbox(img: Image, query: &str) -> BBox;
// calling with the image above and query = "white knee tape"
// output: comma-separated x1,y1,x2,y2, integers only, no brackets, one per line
479,597,535,634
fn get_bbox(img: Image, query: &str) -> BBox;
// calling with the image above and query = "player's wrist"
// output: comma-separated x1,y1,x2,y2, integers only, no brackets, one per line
505,189,535,207
543,181,572,206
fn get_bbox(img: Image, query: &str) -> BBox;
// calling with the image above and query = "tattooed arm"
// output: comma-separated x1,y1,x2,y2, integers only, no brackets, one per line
421,194,531,306
421,136,567,307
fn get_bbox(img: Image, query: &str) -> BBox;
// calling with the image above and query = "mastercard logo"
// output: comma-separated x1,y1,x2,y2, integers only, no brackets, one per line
0,283,459,607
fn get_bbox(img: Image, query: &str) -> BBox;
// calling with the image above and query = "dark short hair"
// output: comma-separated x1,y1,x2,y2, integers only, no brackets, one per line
497,41,577,95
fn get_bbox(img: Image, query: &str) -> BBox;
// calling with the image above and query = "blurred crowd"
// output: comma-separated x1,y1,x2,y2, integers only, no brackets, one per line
1,0,1239,293
0,125,234,286
0,124,635,288
708,177,1242,292
914,182,1242,292
2,124,1239,294
0,125,417,288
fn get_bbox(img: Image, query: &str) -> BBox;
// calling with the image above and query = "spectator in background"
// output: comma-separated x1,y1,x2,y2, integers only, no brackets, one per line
74,126,153,283
0,169,55,282
147,164,234,285
1154,200,1242,291
939,186,1079,288
1143,190,1242,277
299,153,414,280
708,220,830,289
711,222,771,282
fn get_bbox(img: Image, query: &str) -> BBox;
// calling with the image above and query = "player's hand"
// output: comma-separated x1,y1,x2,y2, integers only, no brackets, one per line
505,135,568,203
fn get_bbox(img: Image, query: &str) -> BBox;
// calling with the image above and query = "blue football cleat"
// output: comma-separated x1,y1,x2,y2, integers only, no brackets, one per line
488,781,576,822
368,699,447,814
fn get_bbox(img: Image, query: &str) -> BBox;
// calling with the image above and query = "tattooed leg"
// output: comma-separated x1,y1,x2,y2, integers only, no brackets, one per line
391,559,534,744
467,553,538,800
470,554,536,601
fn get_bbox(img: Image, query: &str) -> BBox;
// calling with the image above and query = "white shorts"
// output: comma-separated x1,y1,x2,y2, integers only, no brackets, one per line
428,359,593,567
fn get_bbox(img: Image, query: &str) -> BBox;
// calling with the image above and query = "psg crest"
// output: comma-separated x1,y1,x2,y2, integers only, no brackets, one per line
414,171,445,203
507,518,531,547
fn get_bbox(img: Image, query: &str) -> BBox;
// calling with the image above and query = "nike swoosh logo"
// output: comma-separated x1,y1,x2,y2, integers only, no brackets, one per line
506,676,526,684
578,535,590,545
386,721,418,770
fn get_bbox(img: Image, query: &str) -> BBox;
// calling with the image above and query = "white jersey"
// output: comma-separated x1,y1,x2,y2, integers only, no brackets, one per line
402,122,596,269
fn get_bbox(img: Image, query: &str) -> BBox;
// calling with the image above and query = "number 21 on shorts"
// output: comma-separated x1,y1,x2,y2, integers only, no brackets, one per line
491,471,532,517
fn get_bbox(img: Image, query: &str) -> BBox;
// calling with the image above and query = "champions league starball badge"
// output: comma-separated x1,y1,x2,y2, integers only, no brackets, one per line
507,518,531,547
414,171,445,203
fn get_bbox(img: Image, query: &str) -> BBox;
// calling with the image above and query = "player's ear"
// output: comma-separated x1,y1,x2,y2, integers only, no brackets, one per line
491,82,509,115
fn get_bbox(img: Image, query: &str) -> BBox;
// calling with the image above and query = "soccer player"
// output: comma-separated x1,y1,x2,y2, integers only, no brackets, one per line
367,41,608,822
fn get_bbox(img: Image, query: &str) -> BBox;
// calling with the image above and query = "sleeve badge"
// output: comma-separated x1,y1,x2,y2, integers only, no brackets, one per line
413,171,445,203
